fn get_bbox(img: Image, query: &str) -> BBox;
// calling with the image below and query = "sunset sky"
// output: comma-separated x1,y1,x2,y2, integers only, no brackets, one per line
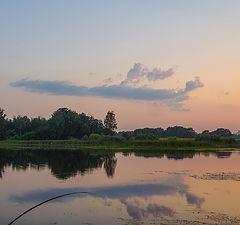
1,0,240,132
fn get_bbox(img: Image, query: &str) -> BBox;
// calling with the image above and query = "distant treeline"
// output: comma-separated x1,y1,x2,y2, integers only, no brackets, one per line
119,127,234,140
0,107,237,142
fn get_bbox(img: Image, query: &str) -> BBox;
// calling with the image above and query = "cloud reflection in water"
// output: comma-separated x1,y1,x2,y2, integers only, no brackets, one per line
10,176,205,220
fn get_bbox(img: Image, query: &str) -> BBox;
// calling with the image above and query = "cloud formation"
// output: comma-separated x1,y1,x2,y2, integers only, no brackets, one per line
9,63,204,111
121,63,174,85
103,77,113,84
183,76,204,93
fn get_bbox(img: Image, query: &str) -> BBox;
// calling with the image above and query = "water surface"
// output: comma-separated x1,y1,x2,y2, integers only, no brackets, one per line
1,149,240,225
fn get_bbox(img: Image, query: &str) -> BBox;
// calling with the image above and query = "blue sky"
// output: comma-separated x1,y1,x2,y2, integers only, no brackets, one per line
1,0,240,131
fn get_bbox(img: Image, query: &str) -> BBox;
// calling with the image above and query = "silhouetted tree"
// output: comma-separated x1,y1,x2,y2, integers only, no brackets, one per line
11,116,31,137
133,128,164,137
130,127,196,138
201,130,210,134
0,108,7,140
164,126,197,138
30,117,47,131
47,108,104,139
104,111,117,135
121,131,133,140
48,108,79,139
210,128,232,137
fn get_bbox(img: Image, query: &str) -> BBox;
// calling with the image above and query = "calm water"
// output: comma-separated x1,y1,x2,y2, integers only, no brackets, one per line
1,149,240,225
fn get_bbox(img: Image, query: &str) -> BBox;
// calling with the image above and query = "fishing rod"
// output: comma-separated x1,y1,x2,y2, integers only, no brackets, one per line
8,191,89,225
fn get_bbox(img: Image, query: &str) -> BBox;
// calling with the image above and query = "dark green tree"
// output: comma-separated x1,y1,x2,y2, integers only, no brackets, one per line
210,128,232,137
88,116,104,135
104,111,117,135
30,117,47,131
133,128,164,137
48,108,79,139
12,115,31,137
164,126,197,138
121,131,133,140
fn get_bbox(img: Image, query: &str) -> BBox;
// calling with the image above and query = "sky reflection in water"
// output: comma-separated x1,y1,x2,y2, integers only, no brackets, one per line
1,149,240,224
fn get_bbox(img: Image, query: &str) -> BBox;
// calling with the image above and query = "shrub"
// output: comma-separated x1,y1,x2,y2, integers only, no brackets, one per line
168,136,177,141
21,131,37,140
87,134,126,144
6,129,18,139
221,136,236,144
195,134,221,142
89,133,101,140
81,135,89,141
135,133,158,140
195,134,211,141
67,136,79,141
101,135,126,143
121,132,133,140
210,135,221,142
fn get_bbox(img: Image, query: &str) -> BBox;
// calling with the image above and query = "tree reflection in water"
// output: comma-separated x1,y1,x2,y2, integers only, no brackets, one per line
0,148,232,179
0,149,117,179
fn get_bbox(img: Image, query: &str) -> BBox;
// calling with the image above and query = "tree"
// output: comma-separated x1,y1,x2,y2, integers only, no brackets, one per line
164,126,197,138
12,115,31,137
48,108,79,139
133,128,164,137
0,108,7,140
30,117,47,131
88,116,104,135
210,128,232,137
135,133,158,140
104,111,117,135
121,131,133,140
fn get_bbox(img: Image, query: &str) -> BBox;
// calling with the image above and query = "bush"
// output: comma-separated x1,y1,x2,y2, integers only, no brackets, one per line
6,129,18,139
7,134,20,140
89,133,101,142
87,134,127,144
221,136,236,144
195,134,211,141
21,131,37,140
135,133,158,140
101,135,126,143
121,132,133,140
168,136,177,141
195,134,221,142
81,135,89,141
210,135,221,142
67,136,79,141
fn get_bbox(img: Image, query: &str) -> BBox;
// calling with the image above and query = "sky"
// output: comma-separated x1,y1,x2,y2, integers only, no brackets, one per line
1,0,240,132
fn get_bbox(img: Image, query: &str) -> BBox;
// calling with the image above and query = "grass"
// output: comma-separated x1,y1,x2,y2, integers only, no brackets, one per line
0,138,240,151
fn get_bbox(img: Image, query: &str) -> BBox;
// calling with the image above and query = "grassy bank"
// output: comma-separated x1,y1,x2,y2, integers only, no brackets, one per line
0,138,240,151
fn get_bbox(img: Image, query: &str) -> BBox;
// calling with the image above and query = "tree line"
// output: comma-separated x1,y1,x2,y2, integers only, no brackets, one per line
120,126,234,140
0,107,236,141
0,107,117,140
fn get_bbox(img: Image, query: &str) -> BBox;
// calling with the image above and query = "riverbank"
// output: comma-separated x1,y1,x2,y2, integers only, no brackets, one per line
0,139,240,151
